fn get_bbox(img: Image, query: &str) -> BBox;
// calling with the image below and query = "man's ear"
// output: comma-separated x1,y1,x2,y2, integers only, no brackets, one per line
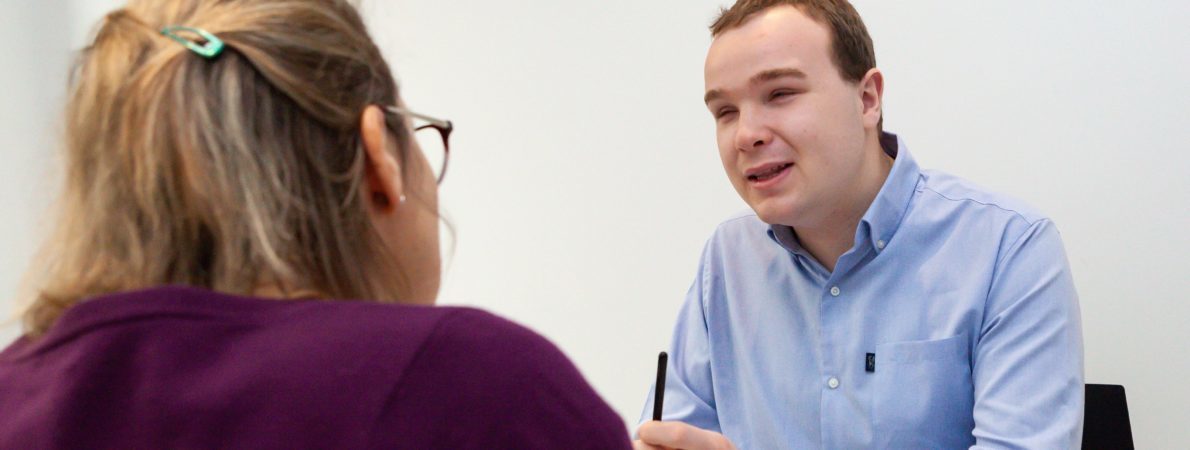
858,68,884,130
360,105,404,213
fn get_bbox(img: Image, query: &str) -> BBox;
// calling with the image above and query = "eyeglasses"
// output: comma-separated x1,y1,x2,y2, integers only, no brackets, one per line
385,106,453,185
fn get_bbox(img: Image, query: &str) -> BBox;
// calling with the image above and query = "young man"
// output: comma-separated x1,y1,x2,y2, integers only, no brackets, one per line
634,1,1084,449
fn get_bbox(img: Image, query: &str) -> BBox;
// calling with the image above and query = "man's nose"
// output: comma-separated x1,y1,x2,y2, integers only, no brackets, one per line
734,111,772,152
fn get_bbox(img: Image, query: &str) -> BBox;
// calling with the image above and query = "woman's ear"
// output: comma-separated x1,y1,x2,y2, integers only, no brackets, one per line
360,105,405,214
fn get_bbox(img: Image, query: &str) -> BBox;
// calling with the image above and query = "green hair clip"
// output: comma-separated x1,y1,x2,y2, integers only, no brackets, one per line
160,26,225,59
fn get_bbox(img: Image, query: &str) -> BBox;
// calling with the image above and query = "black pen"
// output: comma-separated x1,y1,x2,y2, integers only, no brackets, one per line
653,351,667,421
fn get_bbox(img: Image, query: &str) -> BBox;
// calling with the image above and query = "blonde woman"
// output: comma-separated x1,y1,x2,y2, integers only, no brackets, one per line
0,1,630,448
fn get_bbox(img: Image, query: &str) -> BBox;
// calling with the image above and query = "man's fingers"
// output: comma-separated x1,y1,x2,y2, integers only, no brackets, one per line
632,439,669,450
637,421,735,450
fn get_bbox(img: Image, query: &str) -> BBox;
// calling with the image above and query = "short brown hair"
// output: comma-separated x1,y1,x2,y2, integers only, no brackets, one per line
711,0,881,129
20,0,416,336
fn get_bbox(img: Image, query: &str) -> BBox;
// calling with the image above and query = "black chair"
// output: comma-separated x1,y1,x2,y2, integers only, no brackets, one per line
1083,384,1134,449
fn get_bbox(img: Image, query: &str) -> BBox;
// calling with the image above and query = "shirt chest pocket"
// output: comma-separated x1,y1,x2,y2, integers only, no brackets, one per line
872,333,975,449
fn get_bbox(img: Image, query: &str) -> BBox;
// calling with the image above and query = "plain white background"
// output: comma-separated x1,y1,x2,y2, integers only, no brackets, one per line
2,1,1187,447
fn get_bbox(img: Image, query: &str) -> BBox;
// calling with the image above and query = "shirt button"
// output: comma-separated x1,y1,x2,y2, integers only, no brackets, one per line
830,286,841,297
828,377,840,389
876,240,886,250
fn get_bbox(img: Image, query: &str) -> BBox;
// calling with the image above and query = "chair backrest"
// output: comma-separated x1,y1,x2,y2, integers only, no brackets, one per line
1083,384,1134,449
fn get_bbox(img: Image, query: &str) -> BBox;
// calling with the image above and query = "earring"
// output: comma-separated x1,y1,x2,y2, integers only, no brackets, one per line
399,194,407,204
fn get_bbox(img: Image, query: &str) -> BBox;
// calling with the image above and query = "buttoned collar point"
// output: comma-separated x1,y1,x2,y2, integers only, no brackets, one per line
858,132,920,254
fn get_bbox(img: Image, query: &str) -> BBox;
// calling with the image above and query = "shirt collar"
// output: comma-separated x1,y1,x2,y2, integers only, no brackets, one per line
768,131,921,256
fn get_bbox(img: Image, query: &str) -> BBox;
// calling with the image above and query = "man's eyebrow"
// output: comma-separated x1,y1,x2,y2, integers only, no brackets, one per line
704,89,724,105
751,67,807,84
704,68,808,105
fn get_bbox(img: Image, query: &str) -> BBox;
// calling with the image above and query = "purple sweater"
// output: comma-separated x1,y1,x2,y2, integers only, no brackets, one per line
0,286,631,449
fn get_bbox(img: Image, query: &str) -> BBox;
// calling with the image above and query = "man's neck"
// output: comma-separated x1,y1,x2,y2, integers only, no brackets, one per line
796,139,894,273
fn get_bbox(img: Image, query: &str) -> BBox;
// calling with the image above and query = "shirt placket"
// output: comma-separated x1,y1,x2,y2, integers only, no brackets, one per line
816,247,869,449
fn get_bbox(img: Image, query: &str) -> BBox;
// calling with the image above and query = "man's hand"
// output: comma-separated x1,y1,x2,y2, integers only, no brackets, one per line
632,421,737,450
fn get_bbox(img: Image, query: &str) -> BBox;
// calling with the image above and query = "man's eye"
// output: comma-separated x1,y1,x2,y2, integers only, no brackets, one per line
769,90,796,101
715,109,737,120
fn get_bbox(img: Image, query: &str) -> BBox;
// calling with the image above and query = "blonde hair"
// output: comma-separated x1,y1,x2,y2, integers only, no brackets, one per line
20,0,413,336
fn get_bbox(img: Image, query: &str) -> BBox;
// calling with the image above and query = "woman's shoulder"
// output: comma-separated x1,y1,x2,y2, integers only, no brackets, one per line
271,301,549,362
371,307,632,449
399,306,589,398
416,307,559,357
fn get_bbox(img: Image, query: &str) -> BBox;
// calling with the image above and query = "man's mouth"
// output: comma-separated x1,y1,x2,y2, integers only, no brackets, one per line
747,163,793,182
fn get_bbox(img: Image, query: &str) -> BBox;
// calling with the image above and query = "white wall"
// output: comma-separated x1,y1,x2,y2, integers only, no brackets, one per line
0,1,73,345
3,1,1187,447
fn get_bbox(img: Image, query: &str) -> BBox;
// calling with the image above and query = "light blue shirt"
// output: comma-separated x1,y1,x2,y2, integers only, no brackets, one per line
641,134,1084,449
